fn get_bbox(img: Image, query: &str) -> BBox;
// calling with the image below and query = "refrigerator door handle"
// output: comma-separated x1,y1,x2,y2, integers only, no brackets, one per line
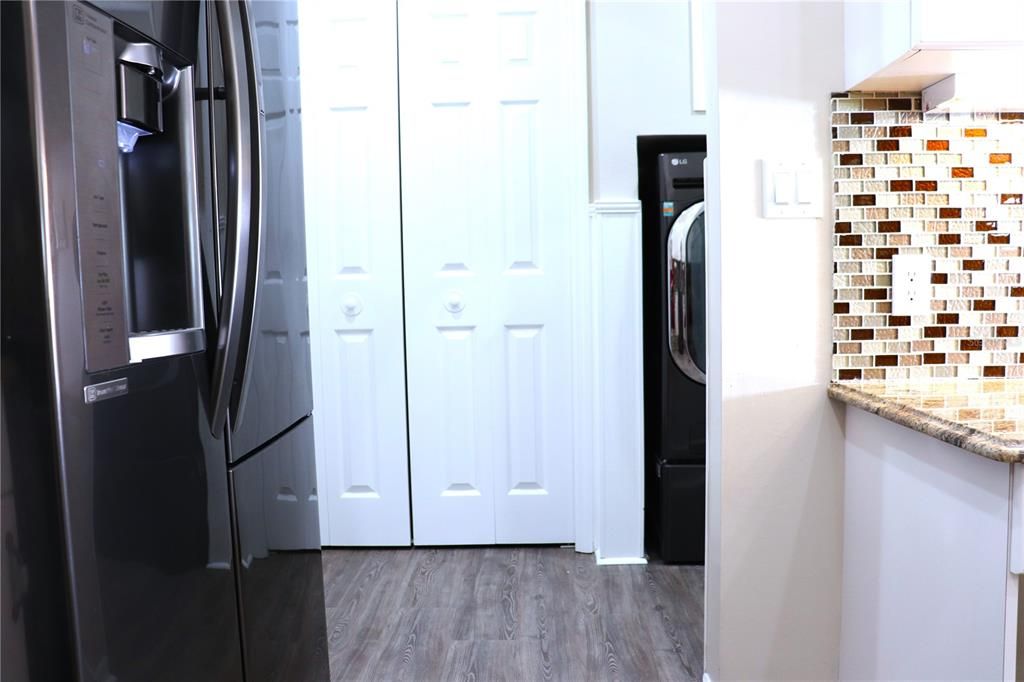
209,0,265,437
230,0,268,426
666,201,706,385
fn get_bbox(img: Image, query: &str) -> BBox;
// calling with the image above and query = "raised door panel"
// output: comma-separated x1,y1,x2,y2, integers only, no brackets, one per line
299,0,411,545
400,0,576,545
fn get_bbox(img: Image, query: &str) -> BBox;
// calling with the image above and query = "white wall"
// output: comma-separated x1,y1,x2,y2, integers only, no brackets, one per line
588,0,706,201
703,2,846,679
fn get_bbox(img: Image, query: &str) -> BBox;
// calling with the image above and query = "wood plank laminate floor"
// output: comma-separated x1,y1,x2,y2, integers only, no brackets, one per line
322,547,703,682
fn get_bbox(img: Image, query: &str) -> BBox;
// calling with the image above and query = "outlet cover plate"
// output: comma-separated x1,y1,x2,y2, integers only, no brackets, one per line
891,254,933,315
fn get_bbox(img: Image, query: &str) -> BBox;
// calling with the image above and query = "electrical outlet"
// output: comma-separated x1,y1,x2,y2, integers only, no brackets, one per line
891,254,932,315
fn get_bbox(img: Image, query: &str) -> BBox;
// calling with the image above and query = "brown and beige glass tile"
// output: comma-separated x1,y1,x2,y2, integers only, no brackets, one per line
831,91,1024,381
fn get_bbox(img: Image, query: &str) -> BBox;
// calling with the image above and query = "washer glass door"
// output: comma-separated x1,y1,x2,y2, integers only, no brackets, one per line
667,201,706,384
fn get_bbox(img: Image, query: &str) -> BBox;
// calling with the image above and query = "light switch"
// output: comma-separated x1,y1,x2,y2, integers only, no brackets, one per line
761,159,823,219
774,171,795,204
796,167,815,204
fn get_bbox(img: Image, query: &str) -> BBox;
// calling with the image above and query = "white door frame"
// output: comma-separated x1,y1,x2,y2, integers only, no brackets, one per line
563,0,594,554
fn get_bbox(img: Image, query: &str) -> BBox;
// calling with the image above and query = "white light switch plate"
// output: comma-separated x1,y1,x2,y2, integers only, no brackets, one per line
760,159,823,219
891,254,933,315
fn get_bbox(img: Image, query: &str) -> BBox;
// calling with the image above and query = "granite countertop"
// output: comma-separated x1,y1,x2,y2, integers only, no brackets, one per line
829,379,1024,463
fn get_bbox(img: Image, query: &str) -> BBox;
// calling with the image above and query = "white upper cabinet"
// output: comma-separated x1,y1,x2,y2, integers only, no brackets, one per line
844,0,1024,91
914,0,1024,45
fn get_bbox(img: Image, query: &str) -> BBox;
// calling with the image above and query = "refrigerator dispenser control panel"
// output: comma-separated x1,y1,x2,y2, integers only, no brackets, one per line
66,2,130,371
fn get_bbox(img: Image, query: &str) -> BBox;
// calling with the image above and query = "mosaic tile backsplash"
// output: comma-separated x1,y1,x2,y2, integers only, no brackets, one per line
832,91,1024,381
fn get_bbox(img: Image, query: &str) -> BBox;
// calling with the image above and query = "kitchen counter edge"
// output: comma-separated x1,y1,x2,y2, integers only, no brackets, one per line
828,381,1024,464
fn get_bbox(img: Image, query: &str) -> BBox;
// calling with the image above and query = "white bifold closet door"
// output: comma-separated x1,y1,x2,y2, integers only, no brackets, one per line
399,0,578,545
300,1,411,545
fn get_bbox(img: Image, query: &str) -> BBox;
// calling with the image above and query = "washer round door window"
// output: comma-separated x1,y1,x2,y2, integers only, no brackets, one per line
667,201,706,384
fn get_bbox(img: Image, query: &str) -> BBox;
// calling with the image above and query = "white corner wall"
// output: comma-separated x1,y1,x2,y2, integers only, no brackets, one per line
703,2,846,679
586,0,707,562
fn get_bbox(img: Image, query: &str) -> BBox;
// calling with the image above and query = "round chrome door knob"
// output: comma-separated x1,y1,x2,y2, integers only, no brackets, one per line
444,291,465,314
342,294,363,317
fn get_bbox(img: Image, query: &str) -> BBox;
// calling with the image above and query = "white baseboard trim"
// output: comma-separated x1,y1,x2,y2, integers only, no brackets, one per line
595,555,648,566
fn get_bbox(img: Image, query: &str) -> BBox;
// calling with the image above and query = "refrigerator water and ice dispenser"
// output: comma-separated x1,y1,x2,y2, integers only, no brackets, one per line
115,42,163,151
70,5,205,372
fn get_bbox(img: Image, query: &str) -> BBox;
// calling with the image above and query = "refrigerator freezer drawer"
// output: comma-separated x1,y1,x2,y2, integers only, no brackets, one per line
230,417,328,681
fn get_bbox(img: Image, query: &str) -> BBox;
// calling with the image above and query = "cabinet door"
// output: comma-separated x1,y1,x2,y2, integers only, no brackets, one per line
399,0,579,544
840,408,1011,681
299,0,411,545
915,0,1024,45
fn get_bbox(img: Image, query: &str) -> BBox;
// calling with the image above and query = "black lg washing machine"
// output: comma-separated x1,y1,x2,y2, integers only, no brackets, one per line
638,135,707,564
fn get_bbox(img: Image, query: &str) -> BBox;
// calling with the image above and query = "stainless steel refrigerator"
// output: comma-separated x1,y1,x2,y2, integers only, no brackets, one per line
1,1,327,680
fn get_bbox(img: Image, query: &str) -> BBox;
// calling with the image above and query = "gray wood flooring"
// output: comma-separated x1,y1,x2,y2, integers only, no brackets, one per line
322,547,703,681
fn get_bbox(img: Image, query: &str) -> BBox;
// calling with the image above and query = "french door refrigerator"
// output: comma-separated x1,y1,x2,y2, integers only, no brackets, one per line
0,1,327,680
